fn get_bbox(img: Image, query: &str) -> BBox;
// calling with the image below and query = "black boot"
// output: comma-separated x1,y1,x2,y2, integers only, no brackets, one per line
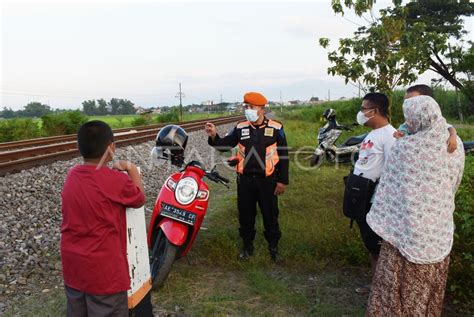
269,247,281,263
239,245,254,260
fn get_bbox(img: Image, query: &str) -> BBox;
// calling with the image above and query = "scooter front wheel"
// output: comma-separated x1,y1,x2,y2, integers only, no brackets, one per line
150,229,178,289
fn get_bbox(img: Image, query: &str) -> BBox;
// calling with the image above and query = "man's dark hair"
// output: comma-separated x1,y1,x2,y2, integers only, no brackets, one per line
406,84,433,97
362,92,390,118
77,120,114,159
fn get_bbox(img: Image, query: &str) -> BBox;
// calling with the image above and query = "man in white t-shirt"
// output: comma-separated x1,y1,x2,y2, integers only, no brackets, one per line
352,92,396,293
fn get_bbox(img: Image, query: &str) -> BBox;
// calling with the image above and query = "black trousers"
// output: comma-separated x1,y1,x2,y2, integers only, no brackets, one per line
237,174,281,249
65,285,128,317
65,285,153,317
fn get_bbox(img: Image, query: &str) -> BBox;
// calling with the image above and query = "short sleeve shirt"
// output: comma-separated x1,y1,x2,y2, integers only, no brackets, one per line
354,124,397,182
60,165,145,295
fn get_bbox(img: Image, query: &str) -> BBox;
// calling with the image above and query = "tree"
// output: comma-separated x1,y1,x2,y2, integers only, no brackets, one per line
0,107,16,119
97,99,108,115
41,111,88,136
118,99,136,115
21,102,52,117
320,0,474,109
82,100,97,115
456,42,474,107
109,98,121,115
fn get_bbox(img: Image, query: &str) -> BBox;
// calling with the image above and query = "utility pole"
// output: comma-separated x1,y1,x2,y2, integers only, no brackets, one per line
175,83,185,122
328,89,331,101
280,90,283,113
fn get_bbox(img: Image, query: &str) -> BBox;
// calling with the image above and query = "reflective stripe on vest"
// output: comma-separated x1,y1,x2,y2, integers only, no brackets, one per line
236,143,246,174
265,142,279,176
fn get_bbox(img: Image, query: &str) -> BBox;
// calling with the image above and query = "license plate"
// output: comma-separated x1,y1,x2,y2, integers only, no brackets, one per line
160,202,197,225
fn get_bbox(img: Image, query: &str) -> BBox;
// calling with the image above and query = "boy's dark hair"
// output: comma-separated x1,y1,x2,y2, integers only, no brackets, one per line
406,84,433,97
362,92,389,118
77,120,114,159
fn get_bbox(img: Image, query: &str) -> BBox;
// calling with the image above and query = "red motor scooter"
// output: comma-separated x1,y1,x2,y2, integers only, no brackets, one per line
147,125,229,288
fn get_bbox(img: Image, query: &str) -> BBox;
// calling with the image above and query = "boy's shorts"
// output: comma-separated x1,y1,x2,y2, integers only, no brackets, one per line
356,217,382,256
65,285,128,317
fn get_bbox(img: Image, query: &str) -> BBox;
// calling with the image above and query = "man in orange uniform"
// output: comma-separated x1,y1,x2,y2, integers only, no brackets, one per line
205,92,289,262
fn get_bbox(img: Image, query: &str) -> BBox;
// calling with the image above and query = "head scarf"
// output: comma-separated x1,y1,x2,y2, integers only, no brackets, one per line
367,95,465,264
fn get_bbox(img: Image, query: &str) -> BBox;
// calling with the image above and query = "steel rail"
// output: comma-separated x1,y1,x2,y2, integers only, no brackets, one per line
0,114,243,151
0,115,243,176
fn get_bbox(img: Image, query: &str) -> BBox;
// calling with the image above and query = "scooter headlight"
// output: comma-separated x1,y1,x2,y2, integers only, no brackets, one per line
175,177,198,205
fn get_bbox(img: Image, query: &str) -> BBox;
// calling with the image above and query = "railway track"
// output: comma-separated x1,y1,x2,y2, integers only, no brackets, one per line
0,115,244,176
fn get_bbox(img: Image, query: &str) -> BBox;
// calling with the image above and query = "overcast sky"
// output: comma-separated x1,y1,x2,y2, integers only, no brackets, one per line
1,0,473,110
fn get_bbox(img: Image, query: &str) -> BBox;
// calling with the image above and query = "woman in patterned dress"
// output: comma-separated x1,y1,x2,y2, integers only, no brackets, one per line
365,95,465,316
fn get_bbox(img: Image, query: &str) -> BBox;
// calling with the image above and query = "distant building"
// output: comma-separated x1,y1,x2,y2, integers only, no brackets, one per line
135,106,148,114
201,100,214,106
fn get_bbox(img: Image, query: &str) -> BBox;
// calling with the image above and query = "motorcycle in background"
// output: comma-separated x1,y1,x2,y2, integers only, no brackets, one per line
310,108,367,167
147,125,229,288
464,141,474,154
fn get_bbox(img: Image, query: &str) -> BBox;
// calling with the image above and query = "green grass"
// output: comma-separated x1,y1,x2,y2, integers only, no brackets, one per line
26,112,230,130
88,114,139,128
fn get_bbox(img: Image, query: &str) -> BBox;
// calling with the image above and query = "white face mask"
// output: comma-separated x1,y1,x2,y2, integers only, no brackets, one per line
245,109,259,122
356,109,375,126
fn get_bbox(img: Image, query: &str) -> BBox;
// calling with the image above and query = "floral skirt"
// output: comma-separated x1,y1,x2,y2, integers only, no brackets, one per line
366,241,450,317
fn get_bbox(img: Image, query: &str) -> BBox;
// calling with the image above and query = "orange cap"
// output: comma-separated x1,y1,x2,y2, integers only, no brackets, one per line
243,92,267,106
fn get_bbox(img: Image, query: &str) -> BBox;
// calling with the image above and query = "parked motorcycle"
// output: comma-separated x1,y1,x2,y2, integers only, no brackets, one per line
147,125,229,288
310,108,367,167
464,141,474,155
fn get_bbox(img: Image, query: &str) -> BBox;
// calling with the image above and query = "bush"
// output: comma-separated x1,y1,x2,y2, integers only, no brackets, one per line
154,109,180,123
448,155,474,307
281,89,469,128
0,118,42,142
41,111,88,136
131,116,150,127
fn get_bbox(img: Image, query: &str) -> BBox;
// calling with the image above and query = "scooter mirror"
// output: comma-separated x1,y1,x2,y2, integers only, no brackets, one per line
150,146,166,166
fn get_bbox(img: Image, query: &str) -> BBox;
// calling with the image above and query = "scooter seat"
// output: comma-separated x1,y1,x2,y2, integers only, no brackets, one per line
341,133,368,147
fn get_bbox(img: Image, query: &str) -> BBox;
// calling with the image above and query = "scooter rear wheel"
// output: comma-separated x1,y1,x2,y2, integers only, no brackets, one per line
150,229,178,289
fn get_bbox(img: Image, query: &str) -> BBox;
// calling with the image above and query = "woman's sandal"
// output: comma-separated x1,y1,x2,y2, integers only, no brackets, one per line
355,284,371,294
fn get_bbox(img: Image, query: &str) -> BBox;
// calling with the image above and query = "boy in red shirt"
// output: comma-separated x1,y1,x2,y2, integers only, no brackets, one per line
61,120,145,316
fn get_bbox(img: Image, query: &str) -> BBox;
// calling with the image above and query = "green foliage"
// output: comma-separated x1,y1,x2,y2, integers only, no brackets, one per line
449,156,474,306
320,4,428,96
154,109,180,123
41,111,88,136
0,118,41,142
21,102,52,117
0,107,16,119
282,89,472,126
82,98,136,115
131,116,150,127
457,42,474,108
321,1,474,107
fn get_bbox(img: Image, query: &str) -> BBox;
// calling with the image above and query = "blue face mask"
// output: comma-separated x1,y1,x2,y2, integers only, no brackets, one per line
245,109,259,122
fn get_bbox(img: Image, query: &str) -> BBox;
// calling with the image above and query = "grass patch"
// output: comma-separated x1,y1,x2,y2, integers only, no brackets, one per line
4,288,66,317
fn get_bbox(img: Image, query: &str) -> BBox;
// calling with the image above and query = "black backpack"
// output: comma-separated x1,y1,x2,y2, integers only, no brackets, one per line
343,172,377,228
